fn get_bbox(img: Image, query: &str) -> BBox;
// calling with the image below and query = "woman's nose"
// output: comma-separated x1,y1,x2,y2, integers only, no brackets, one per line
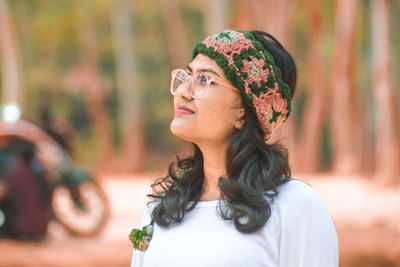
174,82,193,100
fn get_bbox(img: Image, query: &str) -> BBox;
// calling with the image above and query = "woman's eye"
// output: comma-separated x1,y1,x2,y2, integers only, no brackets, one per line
195,73,208,85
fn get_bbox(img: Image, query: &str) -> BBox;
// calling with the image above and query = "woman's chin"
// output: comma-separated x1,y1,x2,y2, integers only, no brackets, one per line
170,120,196,142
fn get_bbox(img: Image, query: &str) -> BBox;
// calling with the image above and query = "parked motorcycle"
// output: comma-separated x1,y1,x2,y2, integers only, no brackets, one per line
0,116,110,237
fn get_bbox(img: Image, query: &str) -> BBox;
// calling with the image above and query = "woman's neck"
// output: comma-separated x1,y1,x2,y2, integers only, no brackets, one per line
198,143,228,201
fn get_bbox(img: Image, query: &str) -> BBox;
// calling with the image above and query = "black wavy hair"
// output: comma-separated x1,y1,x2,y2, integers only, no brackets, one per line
148,30,297,233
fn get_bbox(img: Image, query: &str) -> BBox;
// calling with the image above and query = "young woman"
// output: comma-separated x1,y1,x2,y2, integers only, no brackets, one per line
130,29,338,267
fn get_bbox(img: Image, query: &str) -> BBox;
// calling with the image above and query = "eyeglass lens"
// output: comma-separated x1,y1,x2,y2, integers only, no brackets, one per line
171,70,209,98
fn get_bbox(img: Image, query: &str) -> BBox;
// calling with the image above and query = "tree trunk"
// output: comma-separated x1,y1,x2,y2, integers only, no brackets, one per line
159,0,189,68
331,0,363,174
203,0,229,35
67,63,116,171
250,0,268,30
371,0,400,184
231,0,257,30
263,0,294,42
0,0,21,105
111,0,145,173
68,3,116,171
298,0,327,173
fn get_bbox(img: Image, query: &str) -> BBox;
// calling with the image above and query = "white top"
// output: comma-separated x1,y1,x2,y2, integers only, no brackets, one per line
131,179,339,267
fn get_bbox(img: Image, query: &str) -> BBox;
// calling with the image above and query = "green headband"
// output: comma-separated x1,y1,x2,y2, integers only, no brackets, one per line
192,30,292,139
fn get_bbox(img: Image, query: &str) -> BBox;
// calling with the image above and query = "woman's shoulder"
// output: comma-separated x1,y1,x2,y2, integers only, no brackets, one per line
137,200,159,226
273,178,329,214
144,200,159,215
276,178,317,198
272,179,339,266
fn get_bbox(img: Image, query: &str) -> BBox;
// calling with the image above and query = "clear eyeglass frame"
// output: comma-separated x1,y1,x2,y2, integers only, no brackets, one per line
170,68,238,99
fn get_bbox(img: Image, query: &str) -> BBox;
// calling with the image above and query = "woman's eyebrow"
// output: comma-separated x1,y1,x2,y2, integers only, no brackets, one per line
186,65,221,77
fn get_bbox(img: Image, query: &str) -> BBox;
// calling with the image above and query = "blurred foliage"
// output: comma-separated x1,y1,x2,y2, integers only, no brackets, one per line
1,0,399,171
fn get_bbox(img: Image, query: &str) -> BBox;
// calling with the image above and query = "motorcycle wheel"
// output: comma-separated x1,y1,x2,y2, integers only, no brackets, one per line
51,179,110,237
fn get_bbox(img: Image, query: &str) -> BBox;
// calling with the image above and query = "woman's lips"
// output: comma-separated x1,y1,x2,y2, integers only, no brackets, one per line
176,104,195,115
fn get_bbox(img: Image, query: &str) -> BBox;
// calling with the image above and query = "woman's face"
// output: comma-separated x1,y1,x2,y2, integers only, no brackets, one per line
170,54,244,145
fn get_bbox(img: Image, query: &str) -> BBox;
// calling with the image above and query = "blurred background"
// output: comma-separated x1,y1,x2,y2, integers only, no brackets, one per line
0,0,399,266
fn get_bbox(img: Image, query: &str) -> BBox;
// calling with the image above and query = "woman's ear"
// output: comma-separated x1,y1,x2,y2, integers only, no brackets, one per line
234,108,245,129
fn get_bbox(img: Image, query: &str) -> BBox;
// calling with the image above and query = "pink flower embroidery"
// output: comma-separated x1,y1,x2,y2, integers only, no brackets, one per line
203,31,254,65
252,88,288,137
252,93,273,135
241,56,270,87
273,94,287,113
243,82,252,95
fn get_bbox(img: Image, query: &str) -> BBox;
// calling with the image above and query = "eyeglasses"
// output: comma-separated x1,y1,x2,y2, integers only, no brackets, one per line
170,69,239,99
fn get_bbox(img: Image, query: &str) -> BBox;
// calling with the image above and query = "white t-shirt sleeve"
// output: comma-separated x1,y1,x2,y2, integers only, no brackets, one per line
277,181,339,267
130,203,153,267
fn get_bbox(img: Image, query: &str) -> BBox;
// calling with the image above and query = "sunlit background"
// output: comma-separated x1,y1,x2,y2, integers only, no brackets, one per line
0,0,400,266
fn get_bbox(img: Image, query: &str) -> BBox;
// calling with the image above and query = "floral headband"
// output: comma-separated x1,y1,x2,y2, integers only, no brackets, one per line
192,30,292,139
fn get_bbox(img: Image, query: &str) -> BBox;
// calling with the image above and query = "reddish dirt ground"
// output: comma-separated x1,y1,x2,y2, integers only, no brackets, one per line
1,174,400,267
